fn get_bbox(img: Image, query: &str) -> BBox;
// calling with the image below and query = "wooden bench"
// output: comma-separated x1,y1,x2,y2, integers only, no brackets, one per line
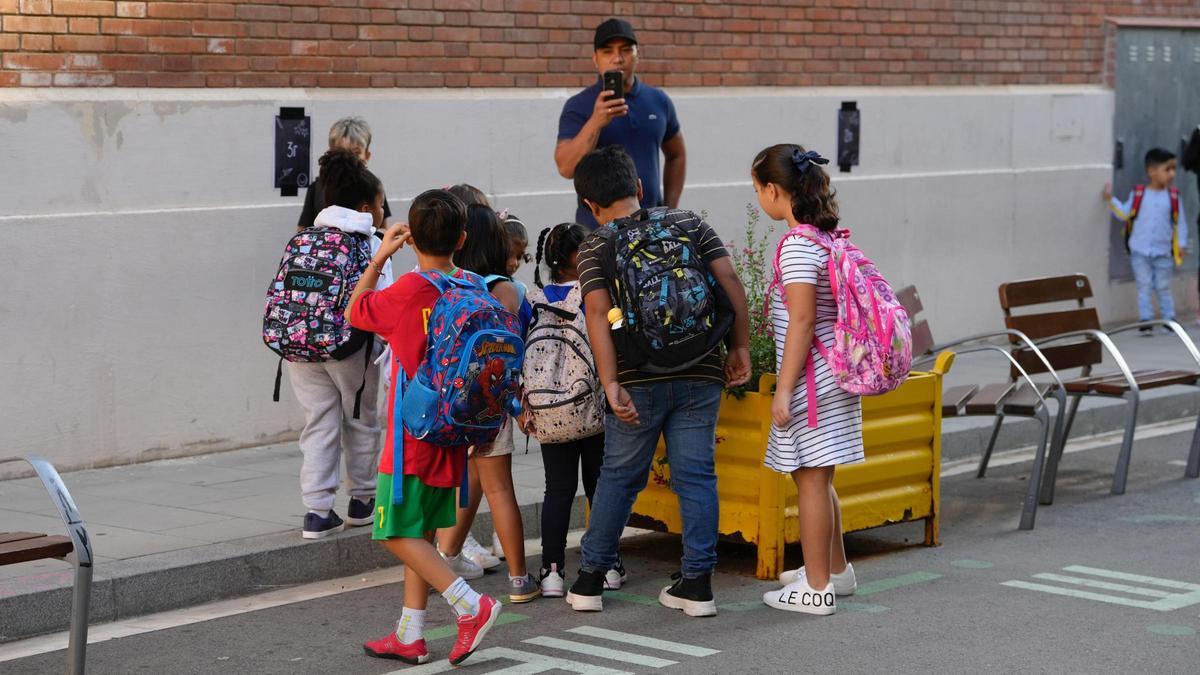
0,532,74,566
900,286,1065,530
998,274,1200,500
1,456,93,675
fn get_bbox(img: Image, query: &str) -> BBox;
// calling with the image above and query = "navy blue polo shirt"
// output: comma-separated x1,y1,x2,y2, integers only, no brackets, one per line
558,77,681,229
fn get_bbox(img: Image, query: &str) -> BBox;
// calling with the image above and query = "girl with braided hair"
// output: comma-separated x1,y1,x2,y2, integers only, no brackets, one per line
526,223,626,598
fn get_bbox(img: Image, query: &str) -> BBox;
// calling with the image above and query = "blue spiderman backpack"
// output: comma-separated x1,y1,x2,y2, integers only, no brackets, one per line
400,271,525,448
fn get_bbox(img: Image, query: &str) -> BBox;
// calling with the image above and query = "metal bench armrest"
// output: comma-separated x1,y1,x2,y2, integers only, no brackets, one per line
1105,320,1200,370
918,329,1065,391
0,456,92,566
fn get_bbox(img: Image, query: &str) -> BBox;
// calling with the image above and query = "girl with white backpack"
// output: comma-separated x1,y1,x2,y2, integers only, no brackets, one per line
751,144,911,616
522,223,625,598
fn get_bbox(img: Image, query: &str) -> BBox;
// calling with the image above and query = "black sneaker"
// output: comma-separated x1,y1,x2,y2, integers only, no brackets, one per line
658,572,717,617
1138,326,1154,337
566,569,606,612
302,511,345,540
604,559,627,590
346,497,375,527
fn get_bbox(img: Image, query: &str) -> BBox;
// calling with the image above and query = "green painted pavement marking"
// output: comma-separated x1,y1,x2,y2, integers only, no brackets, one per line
426,612,528,641
717,601,765,612
605,590,661,606
951,560,994,569
1120,514,1200,524
842,602,890,613
1147,624,1197,637
855,572,942,596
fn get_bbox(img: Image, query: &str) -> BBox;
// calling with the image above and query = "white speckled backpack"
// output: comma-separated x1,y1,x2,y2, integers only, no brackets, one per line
521,284,604,444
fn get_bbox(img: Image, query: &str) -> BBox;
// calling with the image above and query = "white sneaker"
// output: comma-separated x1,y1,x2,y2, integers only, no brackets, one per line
763,579,836,615
778,563,857,596
463,533,501,571
539,564,565,598
490,530,505,560
439,550,484,580
603,561,627,590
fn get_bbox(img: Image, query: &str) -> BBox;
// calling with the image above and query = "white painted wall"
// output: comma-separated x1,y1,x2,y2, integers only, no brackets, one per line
0,85,1157,474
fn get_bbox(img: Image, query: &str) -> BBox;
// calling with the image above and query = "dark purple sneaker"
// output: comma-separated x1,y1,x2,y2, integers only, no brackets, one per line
302,511,344,540
347,498,375,527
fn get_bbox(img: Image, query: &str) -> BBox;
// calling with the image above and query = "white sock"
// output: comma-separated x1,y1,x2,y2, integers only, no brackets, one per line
394,607,426,645
309,509,331,519
442,577,482,617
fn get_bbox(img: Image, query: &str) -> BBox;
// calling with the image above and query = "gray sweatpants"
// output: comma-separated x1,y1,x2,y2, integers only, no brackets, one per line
287,341,382,512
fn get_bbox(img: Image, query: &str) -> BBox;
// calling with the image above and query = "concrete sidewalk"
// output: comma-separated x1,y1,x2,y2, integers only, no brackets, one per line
2,324,1199,641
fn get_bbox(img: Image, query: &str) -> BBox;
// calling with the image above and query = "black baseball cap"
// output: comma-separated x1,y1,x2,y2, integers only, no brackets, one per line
594,18,637,50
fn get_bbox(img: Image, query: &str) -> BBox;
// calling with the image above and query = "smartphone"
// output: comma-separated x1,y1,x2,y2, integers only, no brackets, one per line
603,70,624,101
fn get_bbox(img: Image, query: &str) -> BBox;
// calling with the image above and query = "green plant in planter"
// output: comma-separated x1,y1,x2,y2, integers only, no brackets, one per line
728,203,778,397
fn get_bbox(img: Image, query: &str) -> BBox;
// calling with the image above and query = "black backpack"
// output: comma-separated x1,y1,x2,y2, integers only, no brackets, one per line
598,207,734,373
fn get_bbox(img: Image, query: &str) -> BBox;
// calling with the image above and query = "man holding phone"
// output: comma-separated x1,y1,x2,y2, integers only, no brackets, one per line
555,18,687,229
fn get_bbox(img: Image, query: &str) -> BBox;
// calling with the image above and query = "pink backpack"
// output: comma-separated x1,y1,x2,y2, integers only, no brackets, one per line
769,225,912,428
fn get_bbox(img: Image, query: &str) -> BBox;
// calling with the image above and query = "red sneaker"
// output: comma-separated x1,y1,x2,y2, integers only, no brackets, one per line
448,594,502,665
362,632,430,664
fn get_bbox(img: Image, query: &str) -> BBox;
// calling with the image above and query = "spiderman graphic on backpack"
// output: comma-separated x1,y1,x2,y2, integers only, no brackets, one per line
398,271,525,448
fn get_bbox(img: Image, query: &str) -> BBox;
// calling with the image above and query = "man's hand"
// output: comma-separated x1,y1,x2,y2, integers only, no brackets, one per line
378,221,412,258
605,381,639,426
1102,182,1113,201
725,346,751,387
590,90,628,129
771,390,793,429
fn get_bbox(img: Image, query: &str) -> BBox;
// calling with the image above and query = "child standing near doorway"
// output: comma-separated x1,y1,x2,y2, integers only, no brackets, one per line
1105,148,1190,334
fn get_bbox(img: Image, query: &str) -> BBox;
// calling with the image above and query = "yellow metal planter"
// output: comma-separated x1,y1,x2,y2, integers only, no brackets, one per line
628,352,953,580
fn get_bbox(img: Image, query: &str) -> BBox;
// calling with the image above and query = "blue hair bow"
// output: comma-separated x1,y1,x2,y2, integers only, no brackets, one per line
792,149,829,174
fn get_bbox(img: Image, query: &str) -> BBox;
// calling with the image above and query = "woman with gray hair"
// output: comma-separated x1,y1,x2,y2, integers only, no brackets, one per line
296,116,393,231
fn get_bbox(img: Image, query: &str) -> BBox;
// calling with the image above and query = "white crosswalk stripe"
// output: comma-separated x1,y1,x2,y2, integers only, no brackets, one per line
522,636,678,668
392,626,720,674
1002,565,1200,611
565,626,720,657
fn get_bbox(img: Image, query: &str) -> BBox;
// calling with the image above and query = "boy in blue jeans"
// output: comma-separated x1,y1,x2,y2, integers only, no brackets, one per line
565,146,751,616
1105,148,1190,334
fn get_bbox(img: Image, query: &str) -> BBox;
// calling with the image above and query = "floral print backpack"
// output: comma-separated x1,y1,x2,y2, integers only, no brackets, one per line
769,224,912,428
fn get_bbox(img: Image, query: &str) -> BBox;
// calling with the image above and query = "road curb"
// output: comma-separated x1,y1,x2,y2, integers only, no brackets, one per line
0,495,587,643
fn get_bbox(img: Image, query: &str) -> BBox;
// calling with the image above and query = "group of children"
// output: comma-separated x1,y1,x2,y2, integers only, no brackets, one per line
274,114,1135,667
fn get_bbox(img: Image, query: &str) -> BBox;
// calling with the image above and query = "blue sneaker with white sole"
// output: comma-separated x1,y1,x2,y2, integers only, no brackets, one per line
303,511,345,540
347,498,375,527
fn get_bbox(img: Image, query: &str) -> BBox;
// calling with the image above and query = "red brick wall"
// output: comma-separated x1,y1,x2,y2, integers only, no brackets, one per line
1,1,1198,88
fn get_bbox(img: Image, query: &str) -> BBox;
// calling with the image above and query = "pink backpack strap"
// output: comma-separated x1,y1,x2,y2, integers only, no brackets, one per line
772,225,835,430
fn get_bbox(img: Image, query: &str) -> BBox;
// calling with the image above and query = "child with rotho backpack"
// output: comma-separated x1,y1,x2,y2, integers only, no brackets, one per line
263,149,392,539
751,144,911,615
347,190,521,666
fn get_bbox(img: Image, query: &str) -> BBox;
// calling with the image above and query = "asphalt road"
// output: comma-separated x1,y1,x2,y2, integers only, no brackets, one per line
6,426,1200,674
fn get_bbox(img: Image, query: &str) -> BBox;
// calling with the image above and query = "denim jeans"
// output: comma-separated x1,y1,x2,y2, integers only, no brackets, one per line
1130,253,1176,322
580,379,723,577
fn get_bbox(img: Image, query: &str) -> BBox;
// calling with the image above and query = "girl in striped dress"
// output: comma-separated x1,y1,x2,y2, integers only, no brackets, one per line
751,144,863,615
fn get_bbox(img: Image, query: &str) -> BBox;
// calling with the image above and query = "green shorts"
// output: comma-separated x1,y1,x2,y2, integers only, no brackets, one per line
372,472,458,540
